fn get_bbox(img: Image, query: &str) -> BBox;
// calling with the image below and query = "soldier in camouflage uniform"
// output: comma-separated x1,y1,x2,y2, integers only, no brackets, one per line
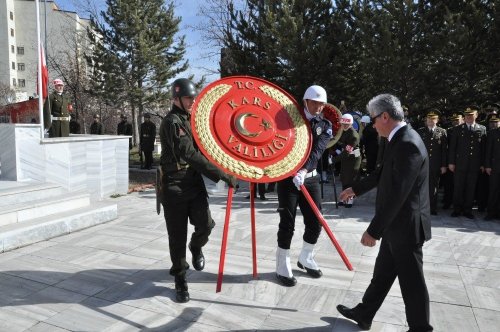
417,110,447,215
159,78,236,303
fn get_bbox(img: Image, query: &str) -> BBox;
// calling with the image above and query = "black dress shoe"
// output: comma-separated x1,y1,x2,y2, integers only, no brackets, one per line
276,273,297,287
259,195,267,201
463,212,475,220
451,211,460,217
336,304,371,330
297,261,322,278
337,201,344,206
189,243,205,271
174,275,190,303
345,203,353,208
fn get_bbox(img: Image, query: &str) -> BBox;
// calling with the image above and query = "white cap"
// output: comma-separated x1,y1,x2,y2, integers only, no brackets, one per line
360,115,370,123
340,113,354,125
303,85,327,103
53,79,64,86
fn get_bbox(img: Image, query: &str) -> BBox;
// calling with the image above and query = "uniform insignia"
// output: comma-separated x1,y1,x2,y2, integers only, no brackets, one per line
178,127,186,136
316,127,322,135
326,128,333,137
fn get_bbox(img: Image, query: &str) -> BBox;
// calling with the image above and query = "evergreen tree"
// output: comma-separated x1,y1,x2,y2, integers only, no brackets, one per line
87,0,187,145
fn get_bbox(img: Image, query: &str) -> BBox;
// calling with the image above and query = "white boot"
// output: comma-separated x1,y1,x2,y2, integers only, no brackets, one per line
297,241,322,278
276,247,296,286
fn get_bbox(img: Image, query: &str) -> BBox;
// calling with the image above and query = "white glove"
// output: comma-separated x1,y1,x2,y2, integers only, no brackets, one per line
292,169,307,190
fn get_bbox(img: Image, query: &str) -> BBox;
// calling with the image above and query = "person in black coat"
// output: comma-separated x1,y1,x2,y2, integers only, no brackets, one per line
140,113,156,169
90,114,103,135
337,94,433,332
484,115,500,220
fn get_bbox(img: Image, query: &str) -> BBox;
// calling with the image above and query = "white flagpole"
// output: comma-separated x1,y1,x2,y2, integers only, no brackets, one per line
35,0,44,140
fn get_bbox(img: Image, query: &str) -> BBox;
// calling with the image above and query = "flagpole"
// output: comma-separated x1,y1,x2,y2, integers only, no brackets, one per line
35,0,44,140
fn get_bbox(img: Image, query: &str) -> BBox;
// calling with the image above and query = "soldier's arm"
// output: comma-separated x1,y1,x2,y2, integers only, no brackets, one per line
302,121,332,172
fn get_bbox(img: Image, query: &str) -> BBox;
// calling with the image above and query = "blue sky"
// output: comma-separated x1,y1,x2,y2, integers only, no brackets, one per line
55,0,220,83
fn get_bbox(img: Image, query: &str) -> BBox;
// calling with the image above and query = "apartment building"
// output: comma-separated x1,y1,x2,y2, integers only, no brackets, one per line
0,0,90,101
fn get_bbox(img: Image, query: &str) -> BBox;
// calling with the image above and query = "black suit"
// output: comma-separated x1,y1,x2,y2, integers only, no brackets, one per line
352,125,433,331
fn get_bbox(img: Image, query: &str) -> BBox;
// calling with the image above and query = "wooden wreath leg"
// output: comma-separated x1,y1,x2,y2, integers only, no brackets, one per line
250,183,258,278
299,184,354,271
216,187,234,292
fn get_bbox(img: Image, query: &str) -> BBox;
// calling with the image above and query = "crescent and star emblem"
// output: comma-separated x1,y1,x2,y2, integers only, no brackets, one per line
235,113,272,137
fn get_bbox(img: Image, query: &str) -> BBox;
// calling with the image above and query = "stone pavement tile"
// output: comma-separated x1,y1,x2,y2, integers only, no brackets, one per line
0,254,82,285
465,284,500,311
4,286,88,322
459,266,500,288
348,270,402,298
422,239,456,265
93,225,165,242
0,306,39,332
26,322,70,331
125,237,170,261
426,276,470,306
68,234,150,253
258,309,338,331
26,243,99,263
214,278,288,307
333,318,406,332
194,294,273,330
0,272,48,305
472,307,500,332
3,241,57,255
429,302,480,331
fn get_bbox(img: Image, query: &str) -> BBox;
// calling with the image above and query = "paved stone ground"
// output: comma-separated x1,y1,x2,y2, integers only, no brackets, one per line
0,178,499,331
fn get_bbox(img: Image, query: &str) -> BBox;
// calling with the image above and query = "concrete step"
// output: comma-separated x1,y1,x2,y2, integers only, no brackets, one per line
0,192,91,226
0,182,65,208
0,201,118,252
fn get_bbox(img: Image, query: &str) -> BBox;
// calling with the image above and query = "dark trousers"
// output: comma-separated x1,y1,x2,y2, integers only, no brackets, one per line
355,239,433,332
442,171,454,208
277,175,322,249
162,185,214,276
428,169,440,213
453,168,479,213
487,170,500,217
143,149,153,169
475,172,489,211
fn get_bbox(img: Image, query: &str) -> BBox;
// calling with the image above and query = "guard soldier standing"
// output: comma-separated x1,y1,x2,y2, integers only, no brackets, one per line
139,113,156,169
360,115,379,175
275,85,332,286
484,115,500,220
117,114,133,149
90,114,103,135
159,78,236,303
448,107,487,219
334,113,361,207
442,112,464,209
43,79,72,137
417,110,447,215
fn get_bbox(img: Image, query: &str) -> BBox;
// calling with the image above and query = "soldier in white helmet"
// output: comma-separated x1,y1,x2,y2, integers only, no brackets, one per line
275,85,332,287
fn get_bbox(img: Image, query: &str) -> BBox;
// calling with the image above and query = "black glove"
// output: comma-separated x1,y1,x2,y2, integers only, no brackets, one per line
221,173,238,188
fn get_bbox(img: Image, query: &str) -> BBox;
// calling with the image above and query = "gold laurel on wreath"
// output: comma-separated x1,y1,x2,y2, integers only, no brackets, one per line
194,83,309,180
259,85,310,177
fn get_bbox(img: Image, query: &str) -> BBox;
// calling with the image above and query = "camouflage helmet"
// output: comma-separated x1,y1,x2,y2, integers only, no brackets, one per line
171,78,197,99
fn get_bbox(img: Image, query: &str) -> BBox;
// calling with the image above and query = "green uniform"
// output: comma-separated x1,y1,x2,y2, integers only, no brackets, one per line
417,126,447,214
337,127,361,190
43,91,72,137
159,104,229,277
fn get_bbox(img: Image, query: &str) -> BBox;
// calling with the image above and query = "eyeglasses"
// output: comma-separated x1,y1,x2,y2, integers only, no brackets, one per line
370,112,384,123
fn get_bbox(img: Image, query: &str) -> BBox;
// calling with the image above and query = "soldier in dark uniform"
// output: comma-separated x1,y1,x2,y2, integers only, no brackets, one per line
448,107,487,219
139,113,156,169
90,114,103,135
334,113,361,207
117,114,133,149
159,78,237,303
69,113,81,134
442,112,464,210
417,110,447,215
360,115,379,175
43,79,72,138
484,115,500,220
275,85,332,287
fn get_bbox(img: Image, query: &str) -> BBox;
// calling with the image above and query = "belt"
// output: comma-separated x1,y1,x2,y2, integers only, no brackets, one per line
52,116,70,121
304,170,317,179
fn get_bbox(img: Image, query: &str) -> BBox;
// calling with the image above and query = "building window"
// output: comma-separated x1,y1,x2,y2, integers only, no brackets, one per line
10,12,14,20
11,45,15,53
10,28,14,37
17,47,24,55
11,62,15,70
18,79,26,87
13,79,16,86
18,63,25,71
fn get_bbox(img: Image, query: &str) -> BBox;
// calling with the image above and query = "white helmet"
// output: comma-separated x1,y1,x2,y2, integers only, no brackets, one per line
360,115,371,123
303,85,327,103
340,113,354,125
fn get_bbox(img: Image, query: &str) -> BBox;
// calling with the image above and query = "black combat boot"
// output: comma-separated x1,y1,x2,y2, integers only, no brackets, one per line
174,275,189,303
189,243,205,271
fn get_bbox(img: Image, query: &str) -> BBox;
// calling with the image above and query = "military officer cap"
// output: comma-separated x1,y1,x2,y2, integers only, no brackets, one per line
450,112,464,120
464,105,479,115
144,113,151,118
93,114,100,119
483,102,499,113
426,109,441,119
490,115,500,123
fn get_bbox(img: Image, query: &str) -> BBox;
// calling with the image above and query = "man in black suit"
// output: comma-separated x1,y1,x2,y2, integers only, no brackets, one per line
337,94,433,332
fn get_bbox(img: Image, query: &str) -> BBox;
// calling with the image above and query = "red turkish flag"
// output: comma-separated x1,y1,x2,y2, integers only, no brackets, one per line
37,44,48,99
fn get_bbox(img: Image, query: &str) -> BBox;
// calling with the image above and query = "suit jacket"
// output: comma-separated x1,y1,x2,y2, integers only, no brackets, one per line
448,123,487,171
352,125,431,245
